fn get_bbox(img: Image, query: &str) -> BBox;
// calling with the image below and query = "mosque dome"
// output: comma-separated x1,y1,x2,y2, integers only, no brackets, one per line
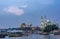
46,19,51,23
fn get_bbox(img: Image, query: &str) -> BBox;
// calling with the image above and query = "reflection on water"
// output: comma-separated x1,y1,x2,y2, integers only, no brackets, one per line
0,34,60,39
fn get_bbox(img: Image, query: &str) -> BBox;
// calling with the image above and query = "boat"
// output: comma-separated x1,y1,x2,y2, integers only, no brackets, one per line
8,32,24,37
40,32,49,35
49,34,54,35
0,34,5,38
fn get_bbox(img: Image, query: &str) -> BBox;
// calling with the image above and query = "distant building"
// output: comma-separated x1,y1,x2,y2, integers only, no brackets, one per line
41,16,59,31
41,16,51,30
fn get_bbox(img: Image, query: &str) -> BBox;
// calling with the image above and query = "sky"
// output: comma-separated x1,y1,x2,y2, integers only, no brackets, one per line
0,0,60,29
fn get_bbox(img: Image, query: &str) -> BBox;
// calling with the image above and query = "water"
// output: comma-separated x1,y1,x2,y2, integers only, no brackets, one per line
1,34,60,39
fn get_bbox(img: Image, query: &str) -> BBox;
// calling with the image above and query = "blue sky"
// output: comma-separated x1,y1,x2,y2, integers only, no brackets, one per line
0,0,60,28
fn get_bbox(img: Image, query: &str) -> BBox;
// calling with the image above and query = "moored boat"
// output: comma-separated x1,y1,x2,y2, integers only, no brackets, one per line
0,34,5,38
8,32,24,37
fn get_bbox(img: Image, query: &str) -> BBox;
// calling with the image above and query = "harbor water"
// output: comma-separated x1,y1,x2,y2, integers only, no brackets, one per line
0,34,60,39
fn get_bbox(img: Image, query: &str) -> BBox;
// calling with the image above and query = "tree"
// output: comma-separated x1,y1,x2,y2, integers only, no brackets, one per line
43,24,59,32
43,25,52,32
52,24,59,30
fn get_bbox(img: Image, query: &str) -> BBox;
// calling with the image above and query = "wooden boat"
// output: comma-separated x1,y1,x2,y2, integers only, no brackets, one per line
49,34,54,35
40,32,49,35
8,32,24,37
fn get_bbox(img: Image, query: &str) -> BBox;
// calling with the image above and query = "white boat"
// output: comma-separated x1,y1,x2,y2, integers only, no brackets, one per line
50,34,54,35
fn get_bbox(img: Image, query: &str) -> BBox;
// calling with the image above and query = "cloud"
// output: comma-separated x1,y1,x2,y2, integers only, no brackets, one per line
20,5,28,8
4,6,24,15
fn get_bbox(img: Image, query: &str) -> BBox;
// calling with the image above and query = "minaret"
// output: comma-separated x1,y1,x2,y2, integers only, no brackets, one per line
41,16,51,29
41,16,47,29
